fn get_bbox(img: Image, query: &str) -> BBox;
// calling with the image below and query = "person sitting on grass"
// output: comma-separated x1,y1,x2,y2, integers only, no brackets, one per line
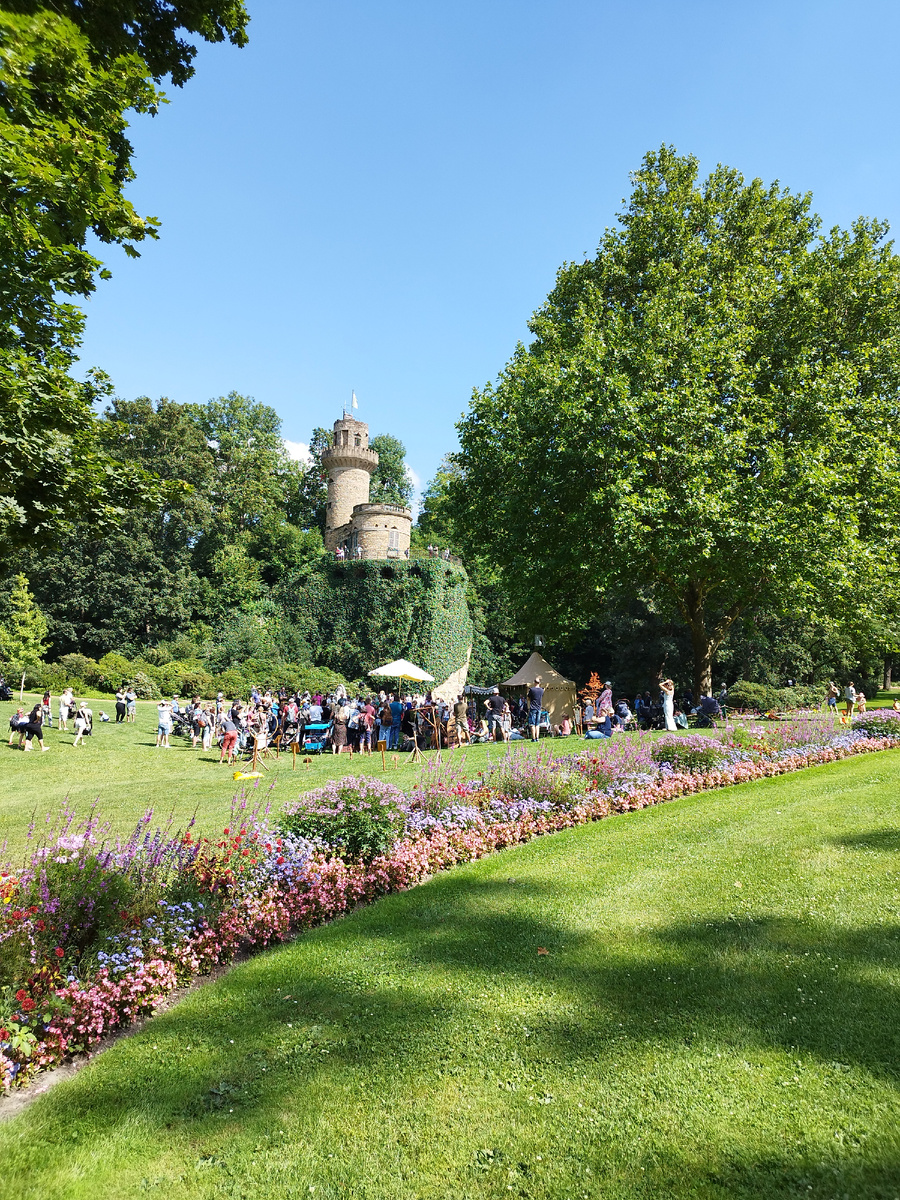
21,704,49,752
554,714,572,737
7,707,27,747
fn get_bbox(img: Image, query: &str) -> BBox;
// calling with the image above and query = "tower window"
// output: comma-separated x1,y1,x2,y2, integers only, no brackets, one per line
354,434,361,447
388,529,399,550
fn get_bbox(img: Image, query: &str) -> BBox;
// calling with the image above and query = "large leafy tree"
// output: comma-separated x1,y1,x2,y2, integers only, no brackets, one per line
369,433,413,507
454,147,900,696
0,2,248,566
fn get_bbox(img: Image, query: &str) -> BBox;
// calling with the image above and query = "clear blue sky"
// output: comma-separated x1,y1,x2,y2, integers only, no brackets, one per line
77,0,900,501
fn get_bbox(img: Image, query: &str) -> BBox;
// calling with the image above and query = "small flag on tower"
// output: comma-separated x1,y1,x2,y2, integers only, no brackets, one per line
351,391,359,409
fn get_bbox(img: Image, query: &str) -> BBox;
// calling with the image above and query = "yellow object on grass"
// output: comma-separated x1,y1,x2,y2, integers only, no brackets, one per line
233,770,262,781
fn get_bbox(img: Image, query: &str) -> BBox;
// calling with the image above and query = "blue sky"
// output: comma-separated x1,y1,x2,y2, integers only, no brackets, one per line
77,0,900,503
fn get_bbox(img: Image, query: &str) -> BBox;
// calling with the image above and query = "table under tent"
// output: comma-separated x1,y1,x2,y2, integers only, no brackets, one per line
501,652,578,728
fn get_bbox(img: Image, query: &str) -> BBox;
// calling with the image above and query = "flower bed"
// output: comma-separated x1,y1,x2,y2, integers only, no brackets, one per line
2,714,899,1090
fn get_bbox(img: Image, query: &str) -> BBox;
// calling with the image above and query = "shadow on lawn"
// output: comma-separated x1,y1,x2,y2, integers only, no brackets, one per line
830,828,900,852
15,877,900,1197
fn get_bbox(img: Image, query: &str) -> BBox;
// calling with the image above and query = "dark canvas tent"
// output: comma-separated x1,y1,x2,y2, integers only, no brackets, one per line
501,652,577,725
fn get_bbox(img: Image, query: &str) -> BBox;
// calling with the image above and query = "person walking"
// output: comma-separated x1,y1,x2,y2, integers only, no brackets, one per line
41,690,53,729
72,701,92,747
21,704,49,751
824,681,839,712
660,678,677,731
527,677,544,742
843,682,857,719
8,707,27,747
454,693,469,746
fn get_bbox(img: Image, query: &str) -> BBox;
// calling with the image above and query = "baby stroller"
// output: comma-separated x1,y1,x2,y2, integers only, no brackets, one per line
171,710,194,740
302,721,331,754
0,679,12,703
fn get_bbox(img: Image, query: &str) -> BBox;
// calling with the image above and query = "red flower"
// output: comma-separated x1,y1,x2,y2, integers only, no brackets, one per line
20,998,35,1012
35,920,46,932
27,906,38,915
14,989,27,1003
10,910,23,921
0,1030,8,1040
277,856,285,865
223,828,230,835
54,947,64,958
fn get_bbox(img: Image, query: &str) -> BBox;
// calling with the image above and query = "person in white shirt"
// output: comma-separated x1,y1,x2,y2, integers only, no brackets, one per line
72,702,92,747
156,701,173,748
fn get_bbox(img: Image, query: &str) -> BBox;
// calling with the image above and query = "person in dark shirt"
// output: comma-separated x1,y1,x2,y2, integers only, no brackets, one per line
486,688,506,740
527,677,544,741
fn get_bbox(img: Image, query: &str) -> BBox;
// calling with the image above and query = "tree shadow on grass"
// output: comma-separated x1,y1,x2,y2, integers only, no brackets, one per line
8,876,900,1197
829,828,900,852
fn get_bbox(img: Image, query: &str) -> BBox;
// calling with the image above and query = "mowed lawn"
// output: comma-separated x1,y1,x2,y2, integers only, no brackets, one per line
0,751,898,1198
0,695,560,855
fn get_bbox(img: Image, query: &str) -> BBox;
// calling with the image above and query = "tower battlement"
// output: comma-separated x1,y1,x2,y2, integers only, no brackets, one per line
322,414,412,559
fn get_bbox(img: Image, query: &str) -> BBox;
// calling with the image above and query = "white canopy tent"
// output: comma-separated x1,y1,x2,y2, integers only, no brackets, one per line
369,658,435,695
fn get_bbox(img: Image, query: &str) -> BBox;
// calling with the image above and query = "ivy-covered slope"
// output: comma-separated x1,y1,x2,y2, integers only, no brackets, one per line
279,559,474,684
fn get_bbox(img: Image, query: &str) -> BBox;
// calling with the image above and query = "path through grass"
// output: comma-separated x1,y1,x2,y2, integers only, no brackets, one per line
0,749,898,1198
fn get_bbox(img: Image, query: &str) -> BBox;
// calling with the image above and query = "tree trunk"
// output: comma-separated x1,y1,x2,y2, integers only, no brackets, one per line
884,660,892,692
689,623,714,700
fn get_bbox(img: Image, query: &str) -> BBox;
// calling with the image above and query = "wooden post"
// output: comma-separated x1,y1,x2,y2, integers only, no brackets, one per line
378,738,387,771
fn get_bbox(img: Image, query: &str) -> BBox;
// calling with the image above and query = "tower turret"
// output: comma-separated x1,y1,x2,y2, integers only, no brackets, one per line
322,416,378,551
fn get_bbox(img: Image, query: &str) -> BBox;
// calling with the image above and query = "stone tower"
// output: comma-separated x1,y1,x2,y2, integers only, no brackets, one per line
321,415,412,559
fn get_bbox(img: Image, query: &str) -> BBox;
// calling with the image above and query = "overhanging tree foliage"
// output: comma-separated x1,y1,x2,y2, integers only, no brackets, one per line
454,147,900,696
0,2,248,565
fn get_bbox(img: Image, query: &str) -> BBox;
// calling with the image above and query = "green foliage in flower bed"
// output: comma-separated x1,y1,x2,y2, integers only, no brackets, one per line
278,778,407,863
651,734,730,773
278,558,474,685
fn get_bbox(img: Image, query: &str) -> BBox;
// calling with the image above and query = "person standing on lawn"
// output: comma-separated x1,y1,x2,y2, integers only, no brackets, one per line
527,677,544,741
156,700,173,749
660,678,677,731
485,687,506,740
113,687,126,724
454,693,469,746
844,682,857,718
219,712,239,764
125,686,137,723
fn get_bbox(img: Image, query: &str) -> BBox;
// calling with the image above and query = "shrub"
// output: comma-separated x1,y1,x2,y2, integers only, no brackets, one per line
651,735,729,773
726,681,769,712
127,672,161,699
851,711,900,738
56,654,100,683
278,778,407,862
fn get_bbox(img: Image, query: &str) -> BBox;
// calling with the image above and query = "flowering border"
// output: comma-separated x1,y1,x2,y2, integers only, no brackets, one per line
3,727,899,1093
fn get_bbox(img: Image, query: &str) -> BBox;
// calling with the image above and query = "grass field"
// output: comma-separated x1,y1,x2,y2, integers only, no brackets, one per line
0,749,897,1198
0,695,573,857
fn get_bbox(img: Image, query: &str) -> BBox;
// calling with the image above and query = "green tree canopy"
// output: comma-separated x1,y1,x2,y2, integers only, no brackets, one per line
0,3,247,572
0,573,48,670
454,146,900,695
369,433,413,508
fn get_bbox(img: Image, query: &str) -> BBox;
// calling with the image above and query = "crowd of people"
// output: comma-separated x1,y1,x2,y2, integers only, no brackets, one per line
5,672,893,762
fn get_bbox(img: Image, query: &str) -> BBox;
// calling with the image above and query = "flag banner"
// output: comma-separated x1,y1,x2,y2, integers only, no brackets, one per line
351,391,359,409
